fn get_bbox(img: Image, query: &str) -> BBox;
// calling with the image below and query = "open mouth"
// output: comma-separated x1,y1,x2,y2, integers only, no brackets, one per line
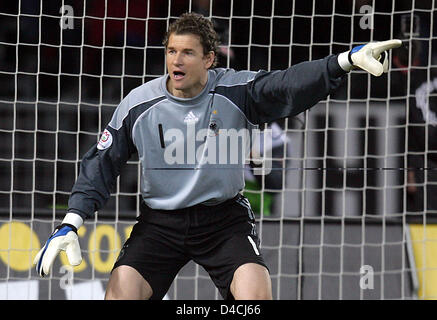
173,71,186,80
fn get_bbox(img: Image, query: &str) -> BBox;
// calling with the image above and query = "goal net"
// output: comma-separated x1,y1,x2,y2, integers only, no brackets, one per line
0,0,436,300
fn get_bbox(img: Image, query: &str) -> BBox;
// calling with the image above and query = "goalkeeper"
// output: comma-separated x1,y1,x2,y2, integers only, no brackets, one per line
34,12,401,300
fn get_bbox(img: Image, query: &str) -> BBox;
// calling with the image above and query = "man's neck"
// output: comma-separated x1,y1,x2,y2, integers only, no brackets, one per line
166,73,209,98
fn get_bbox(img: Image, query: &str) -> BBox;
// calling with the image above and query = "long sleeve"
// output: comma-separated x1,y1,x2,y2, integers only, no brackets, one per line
67,99,136,220
243,54,346,124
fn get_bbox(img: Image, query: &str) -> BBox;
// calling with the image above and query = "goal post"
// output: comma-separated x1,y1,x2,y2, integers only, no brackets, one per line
0,0,435,299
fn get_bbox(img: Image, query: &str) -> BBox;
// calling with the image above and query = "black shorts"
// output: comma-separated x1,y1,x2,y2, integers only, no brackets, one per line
112,194,268,300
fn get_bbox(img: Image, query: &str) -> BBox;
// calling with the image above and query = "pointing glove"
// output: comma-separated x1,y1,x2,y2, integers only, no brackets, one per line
338,39,402,76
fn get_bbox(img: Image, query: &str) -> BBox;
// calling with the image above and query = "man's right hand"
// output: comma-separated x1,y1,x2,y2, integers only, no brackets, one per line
33,213,83,277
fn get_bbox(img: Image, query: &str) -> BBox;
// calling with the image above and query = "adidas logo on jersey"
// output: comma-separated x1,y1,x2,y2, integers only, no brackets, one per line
183,111,199,124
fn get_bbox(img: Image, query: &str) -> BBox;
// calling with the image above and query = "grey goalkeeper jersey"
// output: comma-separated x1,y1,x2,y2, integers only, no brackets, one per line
68,55,345,219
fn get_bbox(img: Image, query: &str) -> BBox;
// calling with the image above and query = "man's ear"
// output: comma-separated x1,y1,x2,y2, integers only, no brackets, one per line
204,51,215,69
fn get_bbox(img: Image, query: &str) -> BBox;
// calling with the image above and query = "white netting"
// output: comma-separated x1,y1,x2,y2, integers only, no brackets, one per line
0,0,435,300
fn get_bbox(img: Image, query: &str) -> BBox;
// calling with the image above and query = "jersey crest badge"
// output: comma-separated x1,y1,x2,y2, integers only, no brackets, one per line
208,119,222,137
97,129,113,150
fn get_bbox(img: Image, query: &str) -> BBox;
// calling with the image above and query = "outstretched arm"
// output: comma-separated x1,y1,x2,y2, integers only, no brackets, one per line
242,39,402,124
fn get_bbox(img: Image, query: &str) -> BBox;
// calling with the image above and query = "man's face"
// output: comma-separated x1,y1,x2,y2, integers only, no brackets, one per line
166,33,214,98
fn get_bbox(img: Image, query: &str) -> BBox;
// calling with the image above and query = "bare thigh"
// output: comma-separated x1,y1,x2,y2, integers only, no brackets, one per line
230,263,272,300
105,265,153,300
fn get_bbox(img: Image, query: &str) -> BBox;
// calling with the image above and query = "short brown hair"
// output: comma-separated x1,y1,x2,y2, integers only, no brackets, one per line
162,12,220,68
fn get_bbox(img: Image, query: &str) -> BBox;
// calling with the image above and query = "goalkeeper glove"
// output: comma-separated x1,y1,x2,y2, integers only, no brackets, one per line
338,39,402,76
33,213,83,277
